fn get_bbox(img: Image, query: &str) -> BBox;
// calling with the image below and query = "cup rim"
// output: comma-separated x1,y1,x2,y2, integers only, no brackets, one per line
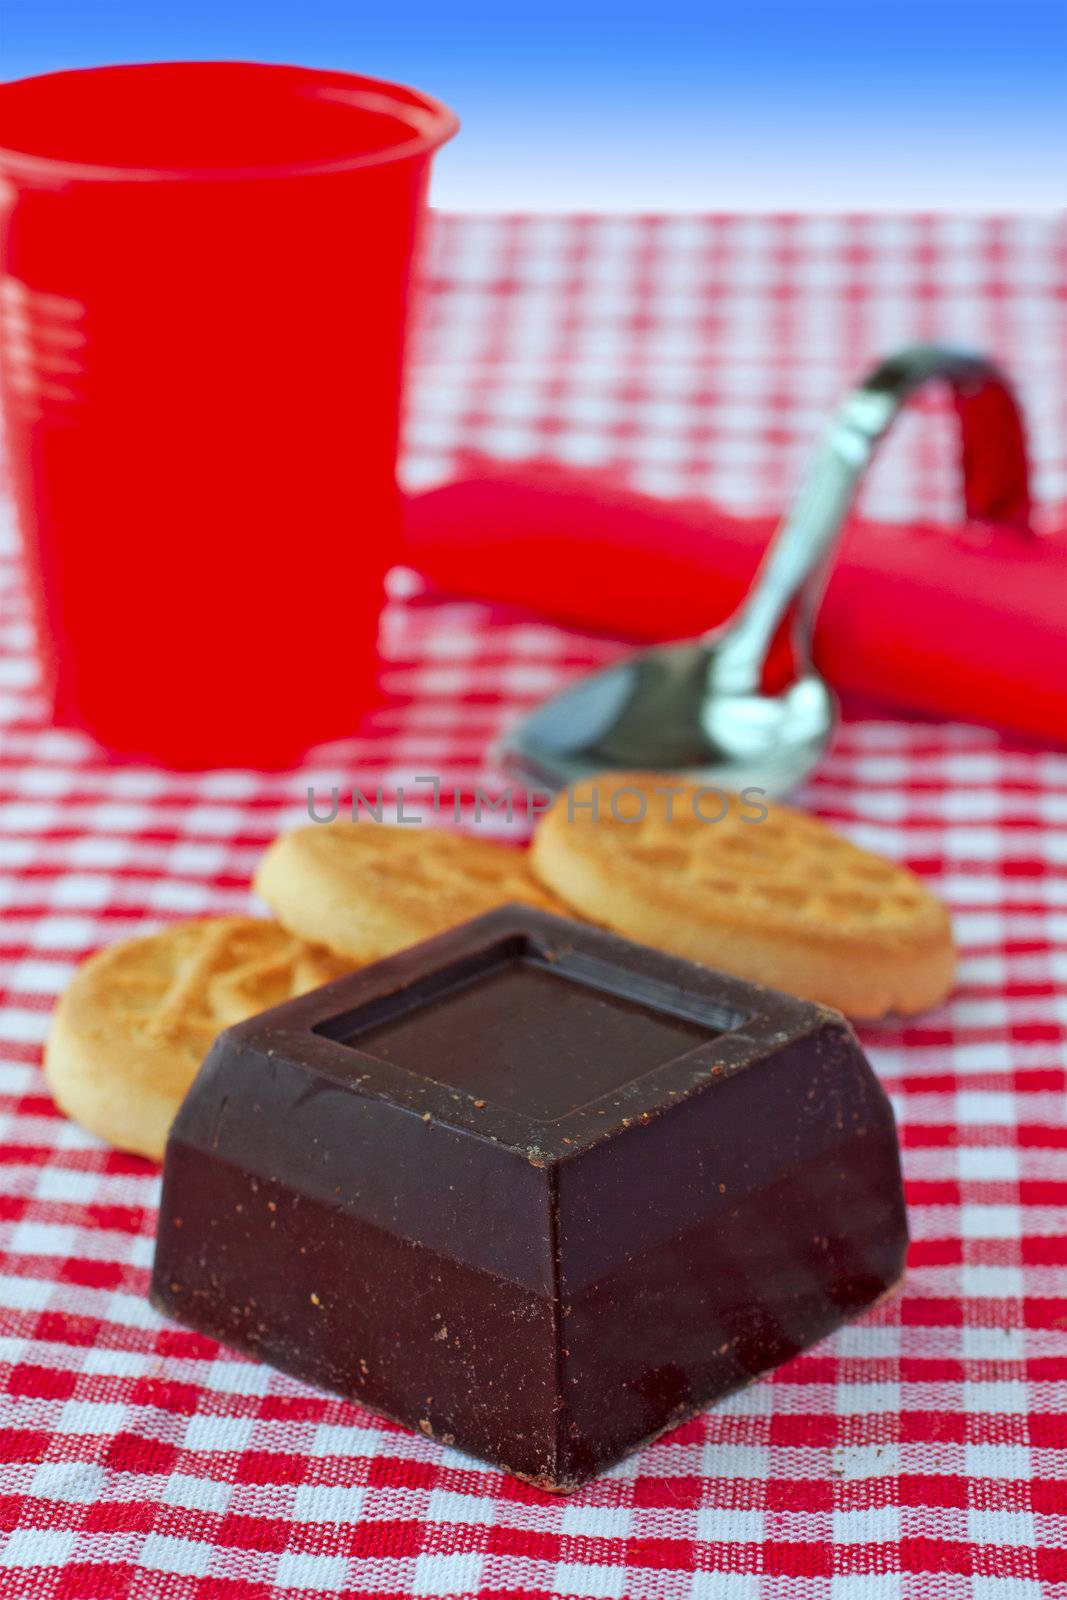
0,60,460,183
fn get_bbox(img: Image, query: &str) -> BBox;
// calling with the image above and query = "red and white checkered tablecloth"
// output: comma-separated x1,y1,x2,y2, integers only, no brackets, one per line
1,214,1066,1600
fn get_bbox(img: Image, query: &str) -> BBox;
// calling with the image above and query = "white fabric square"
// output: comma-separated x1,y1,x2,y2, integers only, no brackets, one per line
549,1560,627,1599
272,1550,349,1591
832,1506,901,1545
0,1528,76,1568
161,1473,232,1516
957,1146,1019,1180
30,1461,106,1503
693,1508,765,1544
290,1482,366,1525
137,1534,213,1578
960,1205,1022,1240
182,1413,257,1453
964,1443,1033,1479
957,1092,1017,1125
964,1383,1030,1417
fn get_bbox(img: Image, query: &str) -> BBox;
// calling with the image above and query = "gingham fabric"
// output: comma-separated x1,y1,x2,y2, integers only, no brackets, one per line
0,214,1065,1600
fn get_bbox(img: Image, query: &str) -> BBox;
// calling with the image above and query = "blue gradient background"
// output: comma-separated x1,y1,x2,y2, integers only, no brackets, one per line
2,1,1064,209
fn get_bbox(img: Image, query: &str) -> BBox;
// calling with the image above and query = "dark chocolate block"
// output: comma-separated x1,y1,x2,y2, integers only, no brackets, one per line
151,905,907,1491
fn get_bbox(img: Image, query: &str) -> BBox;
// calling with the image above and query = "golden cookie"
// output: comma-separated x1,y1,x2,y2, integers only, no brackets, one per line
530,774,955,1019
44,917,354,1161
254,822,565,962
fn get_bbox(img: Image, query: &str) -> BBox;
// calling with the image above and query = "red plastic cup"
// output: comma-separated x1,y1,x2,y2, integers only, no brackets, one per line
0,62,456,767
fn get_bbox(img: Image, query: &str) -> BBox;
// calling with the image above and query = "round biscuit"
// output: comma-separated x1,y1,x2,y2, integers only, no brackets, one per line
254,822,566,961
44,917,354,1161
530,773,955,1019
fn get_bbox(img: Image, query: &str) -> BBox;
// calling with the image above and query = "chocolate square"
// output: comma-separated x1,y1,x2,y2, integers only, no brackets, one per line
151,905,907,1490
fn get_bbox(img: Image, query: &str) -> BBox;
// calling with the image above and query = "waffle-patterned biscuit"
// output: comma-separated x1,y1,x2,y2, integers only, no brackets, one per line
531,774,955,1018
45,918,354,1161
255,822,565,962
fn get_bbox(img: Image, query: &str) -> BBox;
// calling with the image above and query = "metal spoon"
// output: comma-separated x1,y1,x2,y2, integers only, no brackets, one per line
497,344,1030,796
